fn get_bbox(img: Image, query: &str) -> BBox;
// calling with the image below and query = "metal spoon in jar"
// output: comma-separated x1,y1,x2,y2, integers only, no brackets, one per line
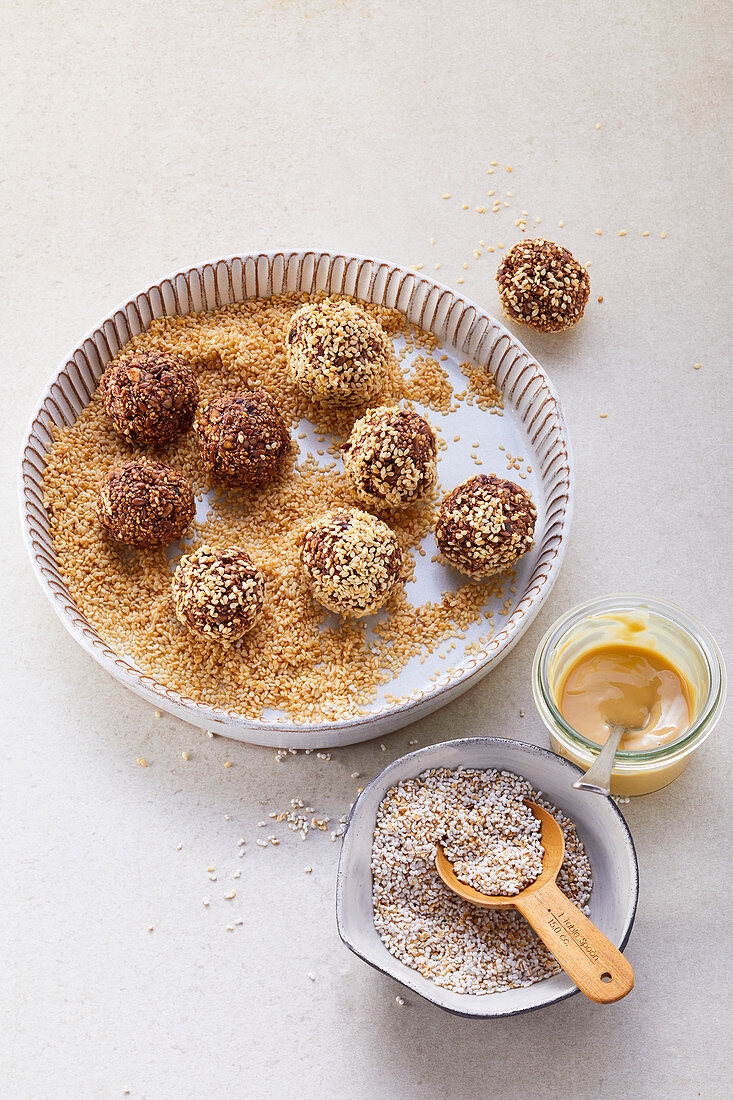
435,801,634,1004
572,722,642,796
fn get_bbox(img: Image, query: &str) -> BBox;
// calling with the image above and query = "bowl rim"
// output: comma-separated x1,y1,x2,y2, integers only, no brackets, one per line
18,248,574,740
335,736,639,1018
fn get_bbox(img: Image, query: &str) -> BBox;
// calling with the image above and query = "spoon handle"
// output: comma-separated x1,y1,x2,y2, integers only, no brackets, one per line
516,881,634,1003
572,724,626,796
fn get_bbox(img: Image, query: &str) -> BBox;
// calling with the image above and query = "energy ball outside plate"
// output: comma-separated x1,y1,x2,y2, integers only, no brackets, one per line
286,298,390,405
299,508,404,617
342,405,438,508
99,349,199,444
436,474,537,579
98,460,195,548
496,239,590,333
172,546,265,642
195,388,290,487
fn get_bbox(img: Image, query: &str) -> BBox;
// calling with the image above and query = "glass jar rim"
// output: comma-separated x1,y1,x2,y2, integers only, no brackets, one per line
532,593,727,763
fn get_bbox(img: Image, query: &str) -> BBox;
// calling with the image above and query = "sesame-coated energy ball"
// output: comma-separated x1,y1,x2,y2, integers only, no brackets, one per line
435,474,537,579
496,239,590,333
342,406,438,508
195,389,290,487
286,298,390,405
172,545,265,643
99,349,199,444
98,460,195,548
299,508,404,617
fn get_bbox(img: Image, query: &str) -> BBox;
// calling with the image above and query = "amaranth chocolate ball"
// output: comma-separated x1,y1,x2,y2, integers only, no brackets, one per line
286,298,390,405
99,349,199,444
342,405,438,508
195,389,290,487
299,507,404,617
172,545,265,642
435,474,536,578
98,460,195,548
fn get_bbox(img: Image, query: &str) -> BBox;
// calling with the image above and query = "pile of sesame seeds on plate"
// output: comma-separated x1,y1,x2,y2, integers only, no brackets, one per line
43,292,509,724
371,768,592,995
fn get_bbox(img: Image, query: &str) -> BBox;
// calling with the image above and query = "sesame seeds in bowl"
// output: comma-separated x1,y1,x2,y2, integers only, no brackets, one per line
336,738,638,1017
19,250,573,747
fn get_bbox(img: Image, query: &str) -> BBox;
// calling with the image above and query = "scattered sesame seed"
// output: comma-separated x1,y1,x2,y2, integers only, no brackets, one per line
434,263,441,270
442,193,450,199
153,710,161,718
202,898,210,906
176,843,182,851
462,204,469,210
595,122,601,130
305,866,313,873
694,363,702,370
642,231,650,237
395,996,406,1006
661,231,667,239
618,230,627,237
224,761,232,768
457,278,464,283
476,206,486,213
558,220,564,228
412,264,424,271
595,229,602,236
430,237,435,244
147,925,154,932
224,891,236,900
136,758,147,767
505,166,512,172
600,413,608,418
181,751,189,761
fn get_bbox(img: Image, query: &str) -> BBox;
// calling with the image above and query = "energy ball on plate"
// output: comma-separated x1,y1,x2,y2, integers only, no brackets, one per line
99,349,199,444
299,507,404,617
342,405,438,508
98,460,195,548
172,545,265,642
496,239,590,333
435,474,537,578
286,298,390,405
195,388,290,487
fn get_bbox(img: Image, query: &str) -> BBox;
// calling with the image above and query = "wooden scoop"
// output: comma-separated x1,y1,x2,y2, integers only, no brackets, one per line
435,802,634,1004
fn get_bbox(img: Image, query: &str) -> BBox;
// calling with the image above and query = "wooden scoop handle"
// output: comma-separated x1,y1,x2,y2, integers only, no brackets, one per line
515,880,634,1004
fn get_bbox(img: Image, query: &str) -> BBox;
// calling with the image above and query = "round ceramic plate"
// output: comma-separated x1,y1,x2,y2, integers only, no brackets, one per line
19,250,573,747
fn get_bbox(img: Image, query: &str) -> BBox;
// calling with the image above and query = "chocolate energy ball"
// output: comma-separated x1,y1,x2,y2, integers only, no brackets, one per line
342,405,438,508
172,545,265,642
98,460,195,548
496,239,590,333
435,474,537,578
299,508,404,617
195,389,290,487
99,349,199,444
286,298,390,405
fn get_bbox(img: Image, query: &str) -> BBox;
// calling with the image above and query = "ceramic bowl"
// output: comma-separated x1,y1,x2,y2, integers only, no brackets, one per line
19,250,572,747
336,737,639,1017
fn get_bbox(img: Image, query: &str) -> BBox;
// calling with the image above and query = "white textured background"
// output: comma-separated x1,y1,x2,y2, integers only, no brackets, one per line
2,1,731,1097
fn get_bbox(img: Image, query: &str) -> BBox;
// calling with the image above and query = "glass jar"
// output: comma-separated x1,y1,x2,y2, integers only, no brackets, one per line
532,595,726,796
